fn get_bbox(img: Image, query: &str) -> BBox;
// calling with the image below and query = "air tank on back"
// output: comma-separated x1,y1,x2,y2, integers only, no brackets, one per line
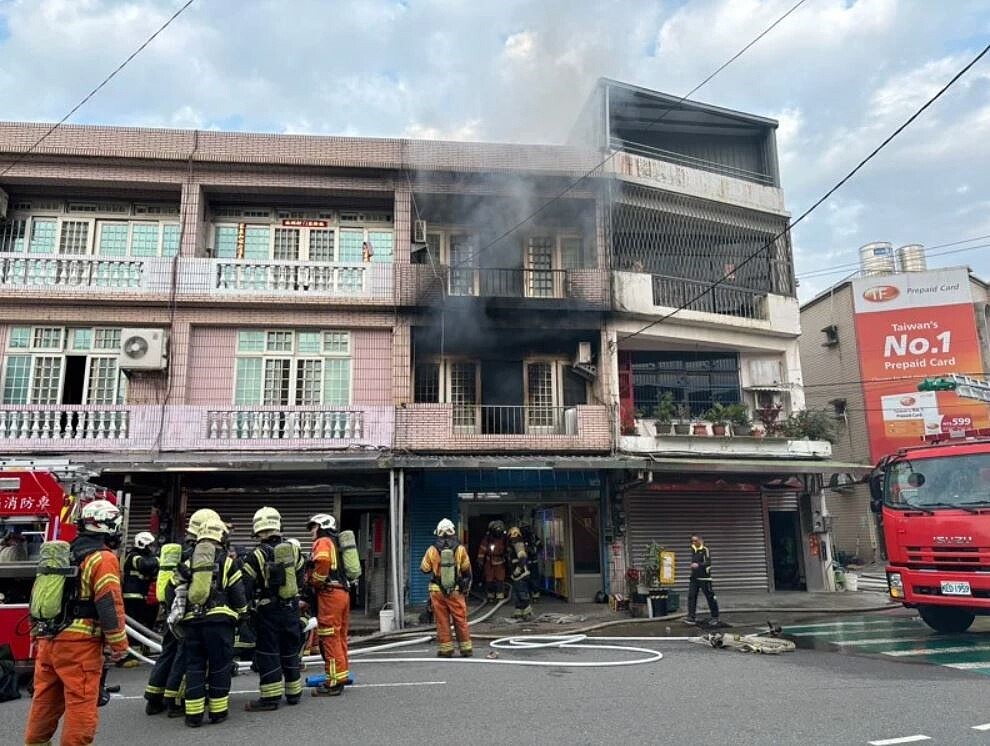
897,243,927,273
859,242,895,276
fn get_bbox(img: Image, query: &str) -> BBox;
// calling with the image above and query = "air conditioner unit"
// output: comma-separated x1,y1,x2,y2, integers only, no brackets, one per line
413,219,428,244
118,329,168,371
576,342,592,365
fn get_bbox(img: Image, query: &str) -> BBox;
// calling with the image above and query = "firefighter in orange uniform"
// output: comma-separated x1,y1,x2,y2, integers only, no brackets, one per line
307,513,349,697
419,519,473,658
24,499,130,746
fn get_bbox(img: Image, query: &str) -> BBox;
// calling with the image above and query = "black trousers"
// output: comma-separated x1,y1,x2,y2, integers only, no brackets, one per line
145,628,179,700
526,562,542,596
254,602,303,702
687,578,719,619
511,577,531,611
183,621,235,718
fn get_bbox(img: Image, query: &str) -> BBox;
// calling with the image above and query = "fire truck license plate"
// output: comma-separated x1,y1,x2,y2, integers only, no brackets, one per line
941,581,972,596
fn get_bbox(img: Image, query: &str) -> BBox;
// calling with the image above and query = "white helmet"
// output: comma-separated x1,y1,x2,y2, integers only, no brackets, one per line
187,508,221,538
196,517,227,544
253,506,281,536
434,518,456,537
307,514,336,532
134,531,156,550
79,499,122,535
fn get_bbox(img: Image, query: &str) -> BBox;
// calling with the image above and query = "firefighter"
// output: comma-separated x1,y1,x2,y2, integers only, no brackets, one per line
506,526,532,619
24,499,130,746
307,513,350,697
419,518,473,658
122,531,159,630
145,509,220,717
232,545,256,671
476,520,507,602
685,534,720,627
242,507,305,711
177,515,248,728
520,522,543,600
0,528,28,563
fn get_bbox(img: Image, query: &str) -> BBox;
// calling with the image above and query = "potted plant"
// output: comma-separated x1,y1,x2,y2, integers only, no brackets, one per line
672,402,692,436
723,403,752,436
757,403,783,437
779,409,838,443
653,392,677,436
703,402,731,436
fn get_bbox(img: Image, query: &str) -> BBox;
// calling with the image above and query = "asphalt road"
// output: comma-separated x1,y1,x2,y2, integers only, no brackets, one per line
4,627,990,745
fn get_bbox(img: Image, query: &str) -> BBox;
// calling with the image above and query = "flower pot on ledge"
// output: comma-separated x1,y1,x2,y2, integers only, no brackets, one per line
673,422,691,436
692,422,710,436
711,423,728,437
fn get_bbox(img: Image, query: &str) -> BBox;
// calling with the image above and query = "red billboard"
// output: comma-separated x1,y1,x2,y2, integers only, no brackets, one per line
852,267,989,462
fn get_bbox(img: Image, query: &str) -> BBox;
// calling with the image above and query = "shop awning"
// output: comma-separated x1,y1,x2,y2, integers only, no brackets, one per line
641,456,873,478
85,450,388,474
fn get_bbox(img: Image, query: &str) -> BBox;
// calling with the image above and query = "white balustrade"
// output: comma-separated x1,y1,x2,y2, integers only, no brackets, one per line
213,260,371,296
0,408,130,441
205,409,364,441
0,257,147,290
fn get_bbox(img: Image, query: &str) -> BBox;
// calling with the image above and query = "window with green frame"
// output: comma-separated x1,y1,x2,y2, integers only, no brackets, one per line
233,329,352,406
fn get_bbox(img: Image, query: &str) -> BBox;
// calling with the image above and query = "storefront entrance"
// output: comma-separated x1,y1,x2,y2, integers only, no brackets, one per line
460,498,602,602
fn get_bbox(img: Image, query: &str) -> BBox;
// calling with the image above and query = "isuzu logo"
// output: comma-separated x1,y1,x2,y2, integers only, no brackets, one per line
863,285,900,303
933,536,973,544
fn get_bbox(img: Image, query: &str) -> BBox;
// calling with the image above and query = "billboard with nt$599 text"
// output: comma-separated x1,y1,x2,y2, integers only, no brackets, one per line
852,267,989,462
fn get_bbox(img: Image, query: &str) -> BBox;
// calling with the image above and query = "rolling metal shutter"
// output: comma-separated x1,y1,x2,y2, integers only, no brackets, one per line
185,491,337,551
626,489,769,591
123,492,156,544
408,489,457,603
765,491,799,511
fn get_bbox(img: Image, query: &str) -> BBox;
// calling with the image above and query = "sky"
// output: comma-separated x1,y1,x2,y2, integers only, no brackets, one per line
0,0,988,301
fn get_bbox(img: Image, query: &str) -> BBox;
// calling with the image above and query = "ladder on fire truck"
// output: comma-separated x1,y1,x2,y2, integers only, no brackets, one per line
0,458,93,480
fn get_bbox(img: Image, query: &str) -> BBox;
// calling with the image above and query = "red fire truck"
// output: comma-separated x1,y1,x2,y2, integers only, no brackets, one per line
870,430,990,634
0,460,119,674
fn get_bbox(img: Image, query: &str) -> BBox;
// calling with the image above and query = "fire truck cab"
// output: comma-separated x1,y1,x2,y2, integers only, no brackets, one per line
0,460,116,674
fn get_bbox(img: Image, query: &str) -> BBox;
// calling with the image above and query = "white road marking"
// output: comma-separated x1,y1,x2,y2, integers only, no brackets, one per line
785,619,911,632
972,723,990,731
789,624,923,637
830,636,943,647
867,736,930,745
113,681,447,700
883,644,990,657
940,662,990,670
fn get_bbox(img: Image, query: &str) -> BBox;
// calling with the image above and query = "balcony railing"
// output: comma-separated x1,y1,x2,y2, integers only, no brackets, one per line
0,406,131,442
451,405,578,435
446,267,569,299
610,136,775,186
653,274,768,320
211,259,391,298
205,408,364,441
0,256,163,291
395,403,610,452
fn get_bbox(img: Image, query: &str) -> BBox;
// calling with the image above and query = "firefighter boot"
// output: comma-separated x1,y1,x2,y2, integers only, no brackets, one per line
167,699,185,718
185,716,203,729
245,698,279,712
209,711,229,725
436,649,454,658
312,682,344,697
285,694,301,706
145,695,166,716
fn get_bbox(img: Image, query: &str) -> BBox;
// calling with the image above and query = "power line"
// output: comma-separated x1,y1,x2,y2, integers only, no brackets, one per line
0,0,198,180
443,0,809,270
621,41,990,342
796,234,990,281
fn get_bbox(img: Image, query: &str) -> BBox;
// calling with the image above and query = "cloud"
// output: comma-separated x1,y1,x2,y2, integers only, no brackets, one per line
0,0,988,296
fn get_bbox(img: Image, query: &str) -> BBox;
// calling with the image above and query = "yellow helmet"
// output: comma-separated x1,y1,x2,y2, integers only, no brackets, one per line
187,508,221,538
252,506,281,536
196,517,227,544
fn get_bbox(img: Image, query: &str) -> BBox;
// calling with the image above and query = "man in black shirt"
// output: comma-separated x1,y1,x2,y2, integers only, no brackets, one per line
684,534,720,626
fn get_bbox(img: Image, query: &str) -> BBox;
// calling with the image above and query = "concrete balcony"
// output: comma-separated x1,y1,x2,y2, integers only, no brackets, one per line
0,256,394,305
619,420,832,459
163,405,392,450
0,256,174,298
395,404,611,453
0,404,392,454
612,270,800,336
180,259,393,302
0,405,154,451
606,147,787,216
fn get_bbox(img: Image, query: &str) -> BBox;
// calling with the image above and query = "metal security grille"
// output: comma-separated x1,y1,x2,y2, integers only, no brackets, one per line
273,228,300,260
86,357,119,405
450,362,477,428
449,235,476,296
31,357,62,404
526,237,554,297
263,359,291,405
296,359,322,406
309,229,334,261
611,184,794,299
625,489,769,591
526,362,554,428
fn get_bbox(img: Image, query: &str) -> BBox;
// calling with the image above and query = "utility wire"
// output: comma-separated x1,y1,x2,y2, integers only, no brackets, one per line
621,41,990,342
442,0,809,270
0,0,198,179
797,234,990,281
